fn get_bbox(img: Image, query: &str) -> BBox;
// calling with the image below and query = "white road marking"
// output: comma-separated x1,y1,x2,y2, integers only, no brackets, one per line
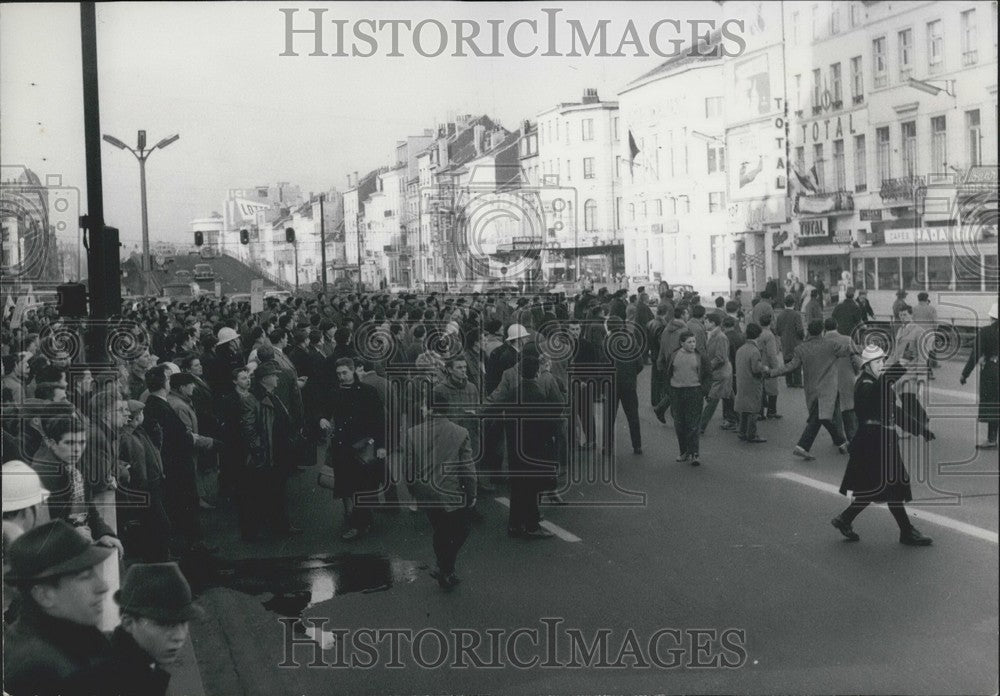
494,496,582,542
774,471,998,544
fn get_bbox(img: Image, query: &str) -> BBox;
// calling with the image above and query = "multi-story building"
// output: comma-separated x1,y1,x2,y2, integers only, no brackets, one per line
619,50,729,294
785,0,997,321
268,190,345,289
722,1,792,299
535,89,624,284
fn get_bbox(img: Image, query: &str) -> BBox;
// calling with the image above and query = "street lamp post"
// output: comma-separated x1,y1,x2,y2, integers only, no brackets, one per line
102,130,179,293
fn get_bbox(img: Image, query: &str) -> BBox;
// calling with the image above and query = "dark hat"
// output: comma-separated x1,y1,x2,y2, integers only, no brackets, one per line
114,562,202,624
126,399,145,415
637,286,646,294
5,519,113,584
169,372,197,389
254,362,282,379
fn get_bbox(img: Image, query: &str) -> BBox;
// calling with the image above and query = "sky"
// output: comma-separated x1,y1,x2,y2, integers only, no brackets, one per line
1,1,725,251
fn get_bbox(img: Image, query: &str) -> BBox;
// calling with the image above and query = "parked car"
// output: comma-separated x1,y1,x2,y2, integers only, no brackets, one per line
194,263,215,281
174,269,193,282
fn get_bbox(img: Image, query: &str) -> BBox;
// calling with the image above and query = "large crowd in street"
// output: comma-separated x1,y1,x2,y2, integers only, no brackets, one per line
2,276,998,695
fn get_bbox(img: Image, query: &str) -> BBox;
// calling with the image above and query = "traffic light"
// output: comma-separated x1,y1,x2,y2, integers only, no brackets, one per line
285,227,295,243
240,229,249,245
194,231,204,246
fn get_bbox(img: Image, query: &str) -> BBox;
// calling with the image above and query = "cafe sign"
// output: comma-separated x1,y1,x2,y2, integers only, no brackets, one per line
859,209,883,221
883,227,968,244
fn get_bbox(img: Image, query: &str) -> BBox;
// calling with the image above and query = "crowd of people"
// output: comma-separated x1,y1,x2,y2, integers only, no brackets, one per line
2,278,998,694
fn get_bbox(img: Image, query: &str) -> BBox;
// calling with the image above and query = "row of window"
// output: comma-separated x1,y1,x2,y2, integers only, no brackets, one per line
623,192,725,222
794,109,984,192
540,158,597,181
794,6,997,112
790,2,866,45
852,254,999,292
538,116,621,147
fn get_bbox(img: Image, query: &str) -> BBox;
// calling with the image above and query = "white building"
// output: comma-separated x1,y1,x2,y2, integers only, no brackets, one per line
619,53,729,294
784,0,998,321
536,89,624,283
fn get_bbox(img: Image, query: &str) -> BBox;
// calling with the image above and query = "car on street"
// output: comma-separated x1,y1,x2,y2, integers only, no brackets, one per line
194,263,215,281
159,282,198,303
175,269,193,282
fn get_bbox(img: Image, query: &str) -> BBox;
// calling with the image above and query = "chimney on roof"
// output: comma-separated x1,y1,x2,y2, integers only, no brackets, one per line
523,120,531,134
489,129,505,151
582,88,599,104
437,138,448,168
474,124,486,156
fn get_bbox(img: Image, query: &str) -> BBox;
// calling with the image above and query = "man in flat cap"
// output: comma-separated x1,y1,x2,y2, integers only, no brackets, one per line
3,519,114,696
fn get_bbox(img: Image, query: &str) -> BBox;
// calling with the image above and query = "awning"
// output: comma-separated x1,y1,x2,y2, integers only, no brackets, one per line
785,244,851,257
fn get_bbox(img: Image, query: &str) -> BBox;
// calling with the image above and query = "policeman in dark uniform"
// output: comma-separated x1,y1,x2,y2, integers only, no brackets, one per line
961,302,999,449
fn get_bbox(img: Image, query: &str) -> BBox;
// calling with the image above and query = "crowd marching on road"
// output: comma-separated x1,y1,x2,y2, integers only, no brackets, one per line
1,279,998,695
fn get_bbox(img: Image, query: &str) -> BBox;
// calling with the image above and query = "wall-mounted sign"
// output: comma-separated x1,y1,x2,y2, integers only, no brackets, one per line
798,218,828,238
859,209,883,221
832,230,853,244
883,227,967,245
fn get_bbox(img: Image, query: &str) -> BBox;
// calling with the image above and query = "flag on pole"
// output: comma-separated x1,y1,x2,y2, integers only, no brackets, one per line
628,131,640,162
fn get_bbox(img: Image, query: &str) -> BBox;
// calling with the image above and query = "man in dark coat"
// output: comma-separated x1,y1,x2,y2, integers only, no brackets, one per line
238,363,301,541
961,302,999,449
142,365,212,554
3,520,114,696
653,306,691,421
320,357,386,541
606,316,644,454
721,316,746,427
831,287,863,337
774,296,805,387
83,562,202,696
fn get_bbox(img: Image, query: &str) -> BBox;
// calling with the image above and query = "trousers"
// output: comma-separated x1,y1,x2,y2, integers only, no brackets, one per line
425,508,472,575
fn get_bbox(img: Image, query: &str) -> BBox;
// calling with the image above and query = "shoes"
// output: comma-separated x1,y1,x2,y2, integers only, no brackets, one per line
633,447,643,455
746,437,767,443
975,441,998,449
429,568,451,589
757,415,768,422
444,573,461,587
720,421,737,431
689,454,701,466
899,527,933,546
199,499,216,510
766,413,783,420
793,446,816,461
654,408,666,424
831,516,860,541
523,527,555,539
676,453,690,463
838,443,850,455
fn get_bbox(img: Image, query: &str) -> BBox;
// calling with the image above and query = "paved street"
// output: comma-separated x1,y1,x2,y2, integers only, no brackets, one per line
187,357,998,695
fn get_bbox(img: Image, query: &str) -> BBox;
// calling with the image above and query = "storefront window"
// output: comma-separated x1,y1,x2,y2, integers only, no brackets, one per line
986,255,998,292
901,255,919,290
926,255,952,290
955,254,982,290
877,257,900,290
852,258,866,288
852,257,877,289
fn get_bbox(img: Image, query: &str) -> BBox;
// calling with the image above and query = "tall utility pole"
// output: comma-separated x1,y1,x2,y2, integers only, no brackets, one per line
102,130,179,293
319,193,328,292
80,2,116,327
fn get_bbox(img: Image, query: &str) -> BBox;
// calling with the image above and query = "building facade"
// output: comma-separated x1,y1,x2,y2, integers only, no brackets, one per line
785,0,998,320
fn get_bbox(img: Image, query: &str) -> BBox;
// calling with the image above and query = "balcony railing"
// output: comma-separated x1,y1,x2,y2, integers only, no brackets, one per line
879,175,926,200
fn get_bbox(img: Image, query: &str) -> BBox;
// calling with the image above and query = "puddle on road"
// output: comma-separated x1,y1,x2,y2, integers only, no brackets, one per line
180,553,425,649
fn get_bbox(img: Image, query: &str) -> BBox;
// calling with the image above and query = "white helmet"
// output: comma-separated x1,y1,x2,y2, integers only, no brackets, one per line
217,327,240,345
2,461,50,513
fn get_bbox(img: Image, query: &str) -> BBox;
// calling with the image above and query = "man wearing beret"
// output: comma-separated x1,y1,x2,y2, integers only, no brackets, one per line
3,519,114,696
